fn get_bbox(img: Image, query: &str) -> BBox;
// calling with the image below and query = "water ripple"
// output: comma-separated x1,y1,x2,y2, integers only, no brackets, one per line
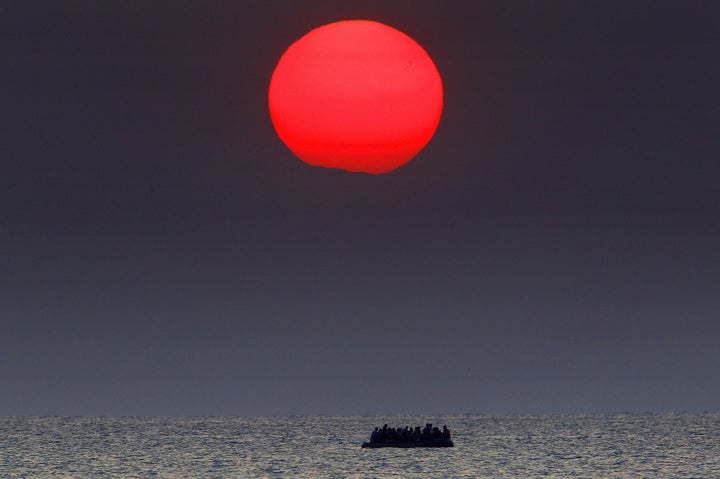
0,414,718,478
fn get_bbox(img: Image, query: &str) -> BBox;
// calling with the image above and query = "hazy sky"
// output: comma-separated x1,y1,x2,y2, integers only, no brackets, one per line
2,1,719,416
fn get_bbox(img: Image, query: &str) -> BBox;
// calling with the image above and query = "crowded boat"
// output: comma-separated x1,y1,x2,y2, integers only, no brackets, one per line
361,423,454,448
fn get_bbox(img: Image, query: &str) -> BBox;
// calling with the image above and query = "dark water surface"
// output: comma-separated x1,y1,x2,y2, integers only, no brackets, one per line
2,414,718,478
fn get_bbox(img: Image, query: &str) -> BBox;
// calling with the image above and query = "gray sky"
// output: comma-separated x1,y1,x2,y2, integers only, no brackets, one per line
2,1,719,416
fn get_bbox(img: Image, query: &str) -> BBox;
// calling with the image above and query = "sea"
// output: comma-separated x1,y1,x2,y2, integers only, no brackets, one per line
1,414,718,478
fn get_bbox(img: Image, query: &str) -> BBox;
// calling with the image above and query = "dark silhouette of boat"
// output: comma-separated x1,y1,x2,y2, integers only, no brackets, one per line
361,438,454,448
363,423,453,448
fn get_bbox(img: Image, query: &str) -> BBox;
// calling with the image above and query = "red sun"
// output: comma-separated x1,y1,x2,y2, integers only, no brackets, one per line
269,20,443,174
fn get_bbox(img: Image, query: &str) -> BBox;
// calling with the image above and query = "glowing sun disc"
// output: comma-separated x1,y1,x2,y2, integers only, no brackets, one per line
269,20,443,174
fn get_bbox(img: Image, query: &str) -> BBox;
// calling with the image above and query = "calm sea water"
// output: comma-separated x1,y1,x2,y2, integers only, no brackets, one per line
1,414,718,478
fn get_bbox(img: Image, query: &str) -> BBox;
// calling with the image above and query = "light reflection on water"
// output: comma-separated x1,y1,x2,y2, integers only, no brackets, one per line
1,414,718,478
